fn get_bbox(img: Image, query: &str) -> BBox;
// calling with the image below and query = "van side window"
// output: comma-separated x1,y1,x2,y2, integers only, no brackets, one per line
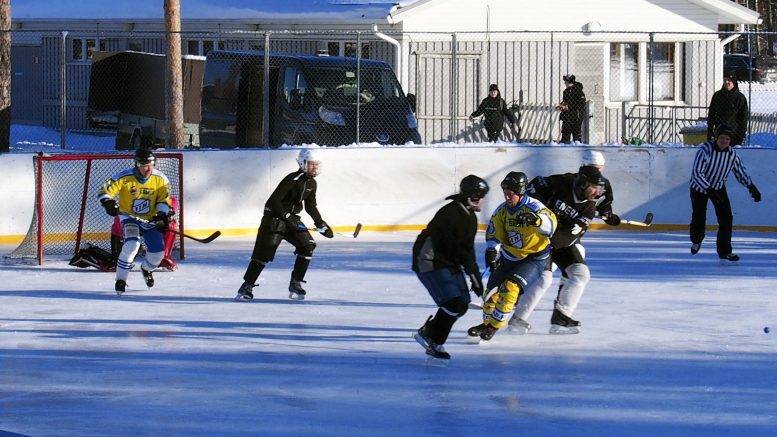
283,67,308,110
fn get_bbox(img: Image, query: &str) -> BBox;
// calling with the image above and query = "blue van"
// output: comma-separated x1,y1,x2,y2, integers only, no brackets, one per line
200,50,421,147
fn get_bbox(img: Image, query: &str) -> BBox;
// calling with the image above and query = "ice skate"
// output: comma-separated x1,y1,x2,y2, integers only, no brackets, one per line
288,279,307,300
549,308,581,334
115,279,126,296
479,324,498,341
234,282,255,301
719,253,740,265
690,243,701,255
507,317,531,335
413,316,432,349
467,323,487,343
425,342,450,361
141,267,154,288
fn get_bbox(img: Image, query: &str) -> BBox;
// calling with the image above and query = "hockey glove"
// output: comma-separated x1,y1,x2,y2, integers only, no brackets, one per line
706,188,721,203
748,184,761,202
485,248,499,273
469,272,484,297
316,221,334,238
516,210,541,227
101,198,119,217
602,211,621,226
153,211,172,232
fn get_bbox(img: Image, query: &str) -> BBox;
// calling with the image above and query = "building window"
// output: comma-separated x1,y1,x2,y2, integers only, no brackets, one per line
344,42,370,59
609,43,638,102
71,38,96,61
186,39,218,55
127,39,143,52
610,42,683,103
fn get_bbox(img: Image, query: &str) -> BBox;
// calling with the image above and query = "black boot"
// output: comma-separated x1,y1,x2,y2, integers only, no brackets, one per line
288,279,307,300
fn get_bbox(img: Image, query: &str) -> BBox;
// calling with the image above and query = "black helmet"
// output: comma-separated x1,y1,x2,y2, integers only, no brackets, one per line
575,166,603,200
500,171,528,195
460,175,489,200
134,147,155,166
714,124,735,139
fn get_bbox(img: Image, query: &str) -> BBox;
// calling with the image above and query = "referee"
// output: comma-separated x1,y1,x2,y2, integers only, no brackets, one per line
689,125,761,262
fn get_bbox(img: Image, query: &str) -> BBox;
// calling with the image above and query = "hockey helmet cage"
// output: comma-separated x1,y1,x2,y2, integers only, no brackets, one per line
500,171,529,195
460,175,490,200
297,148,322,177
134,147,155,167
581,150,605,167
575,165,604,199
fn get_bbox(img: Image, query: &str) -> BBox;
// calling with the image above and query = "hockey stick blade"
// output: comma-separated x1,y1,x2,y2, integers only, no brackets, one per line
621,212,654,227
351,223,362,238
127,214,221,244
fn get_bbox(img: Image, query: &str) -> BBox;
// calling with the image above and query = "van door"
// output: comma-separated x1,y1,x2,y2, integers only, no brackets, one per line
274,65,312,146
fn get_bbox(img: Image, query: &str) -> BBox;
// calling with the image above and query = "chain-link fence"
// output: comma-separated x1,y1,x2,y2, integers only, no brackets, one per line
7,28,777,150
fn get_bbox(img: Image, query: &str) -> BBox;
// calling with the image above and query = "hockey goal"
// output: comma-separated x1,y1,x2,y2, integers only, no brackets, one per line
6,153,185,265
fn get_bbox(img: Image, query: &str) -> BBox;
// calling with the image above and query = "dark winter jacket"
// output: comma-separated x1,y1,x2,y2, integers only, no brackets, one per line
263,170,325,228
528,173,597,249
560,82,586,123
707,82,748,145
470,94,517,134
412,196,480,277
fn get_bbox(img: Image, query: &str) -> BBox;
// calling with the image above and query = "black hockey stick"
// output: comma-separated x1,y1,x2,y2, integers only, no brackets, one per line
127,214,222,244
308,223,362,238
619,212,654,227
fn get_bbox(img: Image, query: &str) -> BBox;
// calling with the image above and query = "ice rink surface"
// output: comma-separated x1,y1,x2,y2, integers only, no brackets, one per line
1,230,776,436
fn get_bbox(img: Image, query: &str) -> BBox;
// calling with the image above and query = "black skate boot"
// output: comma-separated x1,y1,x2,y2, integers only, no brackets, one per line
288,279,307,300
549,308,581,334
425,342,450,360
479,324,498,341
141,267,154,288
719,253,740,264
413,316,432,349
467,323,486,338
115,279,126,296
234,282,255,301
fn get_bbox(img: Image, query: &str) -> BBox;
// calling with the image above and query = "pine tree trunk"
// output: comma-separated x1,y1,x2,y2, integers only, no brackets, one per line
164,0,184,149
0,0,11,153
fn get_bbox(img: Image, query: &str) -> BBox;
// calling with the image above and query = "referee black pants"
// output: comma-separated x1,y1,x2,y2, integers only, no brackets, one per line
690,187,733,257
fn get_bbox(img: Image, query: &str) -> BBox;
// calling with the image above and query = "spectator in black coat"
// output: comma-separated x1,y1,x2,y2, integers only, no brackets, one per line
559,74,586,144
707,72,749,146
470,84,518,142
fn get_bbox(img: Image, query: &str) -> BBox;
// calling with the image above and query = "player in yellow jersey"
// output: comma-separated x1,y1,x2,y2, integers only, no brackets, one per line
97,148,173,295
467,171,556,341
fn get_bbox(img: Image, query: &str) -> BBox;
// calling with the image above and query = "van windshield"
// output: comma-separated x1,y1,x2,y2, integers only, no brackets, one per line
309,67,403,106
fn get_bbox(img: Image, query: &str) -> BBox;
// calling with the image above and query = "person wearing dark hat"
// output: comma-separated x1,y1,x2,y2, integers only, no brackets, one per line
412,175,490,360
707,72,748,146
690,124,761,263
559,74,586,144
469,83,518,142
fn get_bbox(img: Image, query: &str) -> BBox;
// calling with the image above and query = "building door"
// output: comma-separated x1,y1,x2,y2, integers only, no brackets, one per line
11,45,44,124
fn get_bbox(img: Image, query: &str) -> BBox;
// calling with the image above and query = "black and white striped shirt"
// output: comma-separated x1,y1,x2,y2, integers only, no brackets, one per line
690,140,752,193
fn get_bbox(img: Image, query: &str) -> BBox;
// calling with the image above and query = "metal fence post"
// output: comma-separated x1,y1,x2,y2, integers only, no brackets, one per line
356,31,361,144
450,32,457,142
262,32,270,147
60,30,67,149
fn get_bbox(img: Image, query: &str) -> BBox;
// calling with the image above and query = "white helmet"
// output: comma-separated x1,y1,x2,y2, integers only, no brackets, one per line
581,150,605,167
297,148,322,177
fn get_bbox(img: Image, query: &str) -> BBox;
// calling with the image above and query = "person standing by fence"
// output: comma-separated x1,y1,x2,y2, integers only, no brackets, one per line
706,73,748,146
469,84,518,142
559,74,586,144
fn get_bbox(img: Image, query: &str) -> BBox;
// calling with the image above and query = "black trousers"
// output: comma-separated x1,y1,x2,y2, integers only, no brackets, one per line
690,187,733,256
561,118,582,143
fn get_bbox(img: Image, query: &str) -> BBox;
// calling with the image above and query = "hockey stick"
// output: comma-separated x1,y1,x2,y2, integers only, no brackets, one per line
308,223,362,238
126,214,222,244
619,212,654,227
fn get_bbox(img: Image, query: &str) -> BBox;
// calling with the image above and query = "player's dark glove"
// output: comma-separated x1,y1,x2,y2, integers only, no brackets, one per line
316,221,334,238
153,211,171,232
469,272,484,297
748,184,761,202
485,248,499,273
516,210,541,227
706,188,721,203
602,211,621,226
101,199,118,216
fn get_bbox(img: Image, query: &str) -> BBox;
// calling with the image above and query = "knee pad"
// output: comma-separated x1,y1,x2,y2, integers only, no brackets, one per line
295,242,316,258
441,296,469,318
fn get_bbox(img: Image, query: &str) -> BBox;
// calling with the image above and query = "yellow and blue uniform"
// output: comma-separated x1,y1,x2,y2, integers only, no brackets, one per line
97,168,171,226
482,196,556,329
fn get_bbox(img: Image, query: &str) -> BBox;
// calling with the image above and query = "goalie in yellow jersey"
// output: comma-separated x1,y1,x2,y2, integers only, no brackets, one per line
97,147,173,295
467,171,556,341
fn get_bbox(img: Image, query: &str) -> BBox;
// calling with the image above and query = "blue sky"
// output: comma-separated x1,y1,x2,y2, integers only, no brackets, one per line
12,0,406,20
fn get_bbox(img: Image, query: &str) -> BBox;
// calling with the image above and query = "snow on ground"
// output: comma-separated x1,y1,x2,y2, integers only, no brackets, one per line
1,230,776,436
